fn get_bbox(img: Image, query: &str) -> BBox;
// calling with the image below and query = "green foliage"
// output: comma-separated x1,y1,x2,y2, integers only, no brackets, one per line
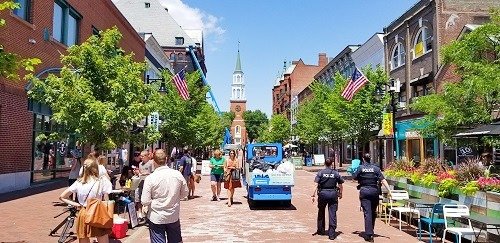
243,110,268,142
157,70,225,148
409,171,423,185
460,181,480,196
261,114,290,143
0,1,41,80
412,10,500,143
296,66,389,146
29,27,157,149
438,178,459,197
421,173,438,187
221,111,235,130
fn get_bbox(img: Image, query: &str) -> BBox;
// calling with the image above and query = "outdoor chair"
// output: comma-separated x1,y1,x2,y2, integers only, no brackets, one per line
387,190,421,230
347,159,361,176
442,204,484,243
418,203,445,243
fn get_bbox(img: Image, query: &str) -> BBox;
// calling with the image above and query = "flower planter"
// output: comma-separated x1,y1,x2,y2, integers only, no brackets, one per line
386,176,500,219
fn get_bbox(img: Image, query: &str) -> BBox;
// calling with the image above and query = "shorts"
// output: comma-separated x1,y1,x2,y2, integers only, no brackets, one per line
210,174,223,182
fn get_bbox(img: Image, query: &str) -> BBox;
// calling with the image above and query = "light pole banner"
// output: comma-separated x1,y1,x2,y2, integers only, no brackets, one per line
382,113,394,136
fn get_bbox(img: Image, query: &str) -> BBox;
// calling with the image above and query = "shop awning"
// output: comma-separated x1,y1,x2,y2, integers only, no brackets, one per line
454,122,500,137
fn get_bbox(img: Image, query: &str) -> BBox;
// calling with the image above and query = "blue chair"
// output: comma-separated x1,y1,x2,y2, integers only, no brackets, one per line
418,203,445,243
347,159,361,175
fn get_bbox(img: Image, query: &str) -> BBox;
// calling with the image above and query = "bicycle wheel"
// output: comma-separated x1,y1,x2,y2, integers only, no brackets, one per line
58,217,74,243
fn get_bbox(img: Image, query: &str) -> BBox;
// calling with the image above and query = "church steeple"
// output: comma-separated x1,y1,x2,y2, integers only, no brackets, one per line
231,46,245,101
234,49,242,74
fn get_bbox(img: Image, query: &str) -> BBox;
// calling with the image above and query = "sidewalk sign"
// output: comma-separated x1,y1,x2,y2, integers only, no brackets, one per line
201,160,211,175
127,202,138,228
313,154,325,166
291,156,303,169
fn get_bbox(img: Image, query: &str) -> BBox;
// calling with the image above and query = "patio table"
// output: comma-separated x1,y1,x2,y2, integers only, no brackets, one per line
463,215,500,243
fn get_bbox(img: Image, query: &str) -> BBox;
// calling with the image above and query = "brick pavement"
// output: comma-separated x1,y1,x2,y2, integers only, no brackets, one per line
0,168,432,243
124,169,427,243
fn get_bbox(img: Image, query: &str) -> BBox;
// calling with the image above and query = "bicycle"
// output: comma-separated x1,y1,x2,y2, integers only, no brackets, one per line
49,205,78,243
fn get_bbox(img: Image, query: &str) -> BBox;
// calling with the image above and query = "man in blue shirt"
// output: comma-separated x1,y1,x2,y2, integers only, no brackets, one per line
179,149,193,199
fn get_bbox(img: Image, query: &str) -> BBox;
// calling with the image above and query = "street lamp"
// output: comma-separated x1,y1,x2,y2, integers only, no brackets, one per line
146,74,167,95
376,78,400,170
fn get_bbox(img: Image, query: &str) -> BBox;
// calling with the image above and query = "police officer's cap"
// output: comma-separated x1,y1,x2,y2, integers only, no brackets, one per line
363,153,371,161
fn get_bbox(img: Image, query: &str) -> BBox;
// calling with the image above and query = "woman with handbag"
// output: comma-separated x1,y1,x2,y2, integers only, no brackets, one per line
223,150,242,207
59,158,113,243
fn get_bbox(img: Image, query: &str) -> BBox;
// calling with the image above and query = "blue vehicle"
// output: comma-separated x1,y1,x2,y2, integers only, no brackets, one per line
243,143,294,207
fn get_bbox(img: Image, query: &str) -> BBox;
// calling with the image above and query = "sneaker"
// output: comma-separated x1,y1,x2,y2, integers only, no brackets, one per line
216,197,221,201
363,235,374,242
211,196,217,201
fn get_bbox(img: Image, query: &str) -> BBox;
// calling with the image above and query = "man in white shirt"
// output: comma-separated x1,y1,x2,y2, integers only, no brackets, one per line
141,149,188,243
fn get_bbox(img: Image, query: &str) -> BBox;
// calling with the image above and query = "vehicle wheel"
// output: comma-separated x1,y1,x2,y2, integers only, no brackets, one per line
247,197,255,207
58,218,73,243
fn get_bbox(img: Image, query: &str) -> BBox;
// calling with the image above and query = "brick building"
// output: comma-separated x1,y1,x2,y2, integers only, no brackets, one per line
0,0,144,193
113,0,206,75
383,0,499,164
272,53,328,121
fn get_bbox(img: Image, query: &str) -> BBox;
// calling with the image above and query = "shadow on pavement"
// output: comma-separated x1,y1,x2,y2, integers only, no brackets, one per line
248,200,297,211
0,178,67,203
352,230,390,240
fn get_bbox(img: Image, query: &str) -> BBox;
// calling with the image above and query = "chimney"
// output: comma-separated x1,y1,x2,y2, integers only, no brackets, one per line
318,53,327,67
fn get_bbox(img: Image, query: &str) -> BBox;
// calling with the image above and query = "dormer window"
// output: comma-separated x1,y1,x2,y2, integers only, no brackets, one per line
175,37,184,45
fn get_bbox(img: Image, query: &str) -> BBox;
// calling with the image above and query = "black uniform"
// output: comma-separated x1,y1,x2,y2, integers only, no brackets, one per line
353,162,384,239
315,167,344,238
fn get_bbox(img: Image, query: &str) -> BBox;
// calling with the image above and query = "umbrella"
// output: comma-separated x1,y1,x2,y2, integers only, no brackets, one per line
283,143,298,149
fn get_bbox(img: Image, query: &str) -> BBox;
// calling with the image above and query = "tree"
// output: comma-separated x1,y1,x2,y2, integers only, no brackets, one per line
243,110,268,142
412,10,500,143
261,114,291,143
221,111,235,130
0,1,40,79
189,103,225,149
28,27,159,149
157,70,210,148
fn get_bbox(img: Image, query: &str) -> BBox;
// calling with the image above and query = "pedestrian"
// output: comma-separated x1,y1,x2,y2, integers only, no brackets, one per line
59,158,113,243
353,153,391,242
68,156,81,187
79,154,108,178
209,149,225,201
311,158,344,240
178,149,194,200
117,145,128,170
223,150,241,207
135,150,154,220
130,150,141,168
141,149,188,243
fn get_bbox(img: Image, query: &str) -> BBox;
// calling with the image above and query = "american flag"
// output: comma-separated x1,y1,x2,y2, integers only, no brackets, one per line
341,67,369,101
172,69,190,100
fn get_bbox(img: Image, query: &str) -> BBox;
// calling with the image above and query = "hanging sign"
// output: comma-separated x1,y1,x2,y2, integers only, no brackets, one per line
382,113,394,136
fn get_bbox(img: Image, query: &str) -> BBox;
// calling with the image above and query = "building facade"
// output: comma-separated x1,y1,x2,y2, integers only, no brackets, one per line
229,50,247,145
383,0,498,164
113,0,206,75
272,53,328,121
0,0,144,193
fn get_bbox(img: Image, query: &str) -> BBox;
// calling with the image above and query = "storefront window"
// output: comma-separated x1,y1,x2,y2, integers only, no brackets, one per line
32,114,75,183
398,140,406,159
424,138,435,158
409,139,421,164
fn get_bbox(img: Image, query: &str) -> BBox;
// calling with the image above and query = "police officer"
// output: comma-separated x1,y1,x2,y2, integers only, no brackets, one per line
312,159,344,240
353,154,391,242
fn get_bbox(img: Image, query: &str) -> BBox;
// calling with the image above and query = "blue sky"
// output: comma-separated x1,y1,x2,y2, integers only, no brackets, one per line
161,0,418,117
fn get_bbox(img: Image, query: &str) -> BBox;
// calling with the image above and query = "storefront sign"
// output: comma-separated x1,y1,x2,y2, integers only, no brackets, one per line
405,131,420,138
382,113,393,136
148,112,160,131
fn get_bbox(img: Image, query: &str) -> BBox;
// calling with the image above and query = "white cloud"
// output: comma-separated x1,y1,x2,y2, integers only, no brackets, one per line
158,0,226,51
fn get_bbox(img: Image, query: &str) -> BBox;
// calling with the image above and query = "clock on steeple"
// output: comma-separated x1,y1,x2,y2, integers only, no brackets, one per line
229,46,247,146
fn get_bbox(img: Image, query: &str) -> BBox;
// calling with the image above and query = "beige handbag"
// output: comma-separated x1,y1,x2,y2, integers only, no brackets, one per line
84,179,114,228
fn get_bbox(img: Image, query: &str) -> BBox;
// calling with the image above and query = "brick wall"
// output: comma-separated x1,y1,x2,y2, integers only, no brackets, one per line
0,0,145,176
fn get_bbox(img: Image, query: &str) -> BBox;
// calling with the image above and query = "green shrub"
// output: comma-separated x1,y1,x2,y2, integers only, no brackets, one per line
455,158,485,185
421,173,438,187
438,178,459,197
460,181,479,196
